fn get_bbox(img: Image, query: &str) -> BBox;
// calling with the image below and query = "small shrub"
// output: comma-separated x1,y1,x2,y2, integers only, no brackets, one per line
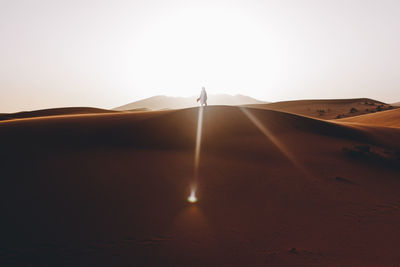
350,107,358,113
336,114,345,119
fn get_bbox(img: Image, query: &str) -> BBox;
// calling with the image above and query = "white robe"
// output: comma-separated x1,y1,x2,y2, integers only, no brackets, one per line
199,90,207,105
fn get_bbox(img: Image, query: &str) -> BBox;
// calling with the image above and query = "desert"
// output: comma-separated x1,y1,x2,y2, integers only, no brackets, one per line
1,99,400,266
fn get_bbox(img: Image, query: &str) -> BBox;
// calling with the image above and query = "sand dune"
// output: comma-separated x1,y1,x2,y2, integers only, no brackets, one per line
246,98,396,119
0,107,117,122
392,102,400,107
1,106,400,266
338,108,400,128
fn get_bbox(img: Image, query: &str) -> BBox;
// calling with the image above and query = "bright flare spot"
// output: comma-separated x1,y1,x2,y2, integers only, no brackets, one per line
188,190,197,203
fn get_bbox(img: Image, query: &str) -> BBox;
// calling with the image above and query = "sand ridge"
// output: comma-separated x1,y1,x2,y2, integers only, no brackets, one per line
245,98,396,120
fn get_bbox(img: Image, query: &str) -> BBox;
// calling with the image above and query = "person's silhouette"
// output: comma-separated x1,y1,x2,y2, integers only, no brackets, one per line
196,87,208,106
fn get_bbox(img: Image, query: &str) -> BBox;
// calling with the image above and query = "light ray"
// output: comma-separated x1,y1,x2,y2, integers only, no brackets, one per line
239,107,310,177
188,106,204,203
194,106,204,174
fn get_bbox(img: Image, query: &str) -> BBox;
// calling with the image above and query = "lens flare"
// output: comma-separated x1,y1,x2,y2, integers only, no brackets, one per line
239,107,310,178
194,106,204,173
187,190,197,203
187,106,204,204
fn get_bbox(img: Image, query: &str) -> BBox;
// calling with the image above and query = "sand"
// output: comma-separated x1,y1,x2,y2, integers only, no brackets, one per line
0,104,400,266
246,98,396,119
0,107,117,122
338,108,400,128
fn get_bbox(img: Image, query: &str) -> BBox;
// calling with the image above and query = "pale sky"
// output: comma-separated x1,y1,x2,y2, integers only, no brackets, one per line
1,0,399,112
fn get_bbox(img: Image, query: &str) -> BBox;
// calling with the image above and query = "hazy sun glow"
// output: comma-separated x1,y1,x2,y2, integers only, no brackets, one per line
128,4,278,99
1,0,399,112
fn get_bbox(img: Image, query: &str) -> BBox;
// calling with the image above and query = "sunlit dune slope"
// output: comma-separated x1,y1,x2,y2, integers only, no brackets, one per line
337,108,400,128
1,105,393,151
246,98,396,119
0,107,118,121
0,106,400,266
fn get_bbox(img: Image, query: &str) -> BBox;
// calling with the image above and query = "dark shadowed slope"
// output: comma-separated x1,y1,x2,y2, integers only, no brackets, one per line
246,98,396,119
115,94,266,110
1,106,400,266
0,107,117,121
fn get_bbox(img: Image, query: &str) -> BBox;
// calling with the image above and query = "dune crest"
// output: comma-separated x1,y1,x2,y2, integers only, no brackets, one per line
0,107,117,122
338,108,400,128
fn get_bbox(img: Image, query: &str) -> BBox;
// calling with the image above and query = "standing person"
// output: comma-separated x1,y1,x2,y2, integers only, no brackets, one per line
196,87,208,106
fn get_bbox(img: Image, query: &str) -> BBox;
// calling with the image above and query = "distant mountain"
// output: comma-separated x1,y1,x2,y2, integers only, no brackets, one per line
114,94,267,111
392,102,400,107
